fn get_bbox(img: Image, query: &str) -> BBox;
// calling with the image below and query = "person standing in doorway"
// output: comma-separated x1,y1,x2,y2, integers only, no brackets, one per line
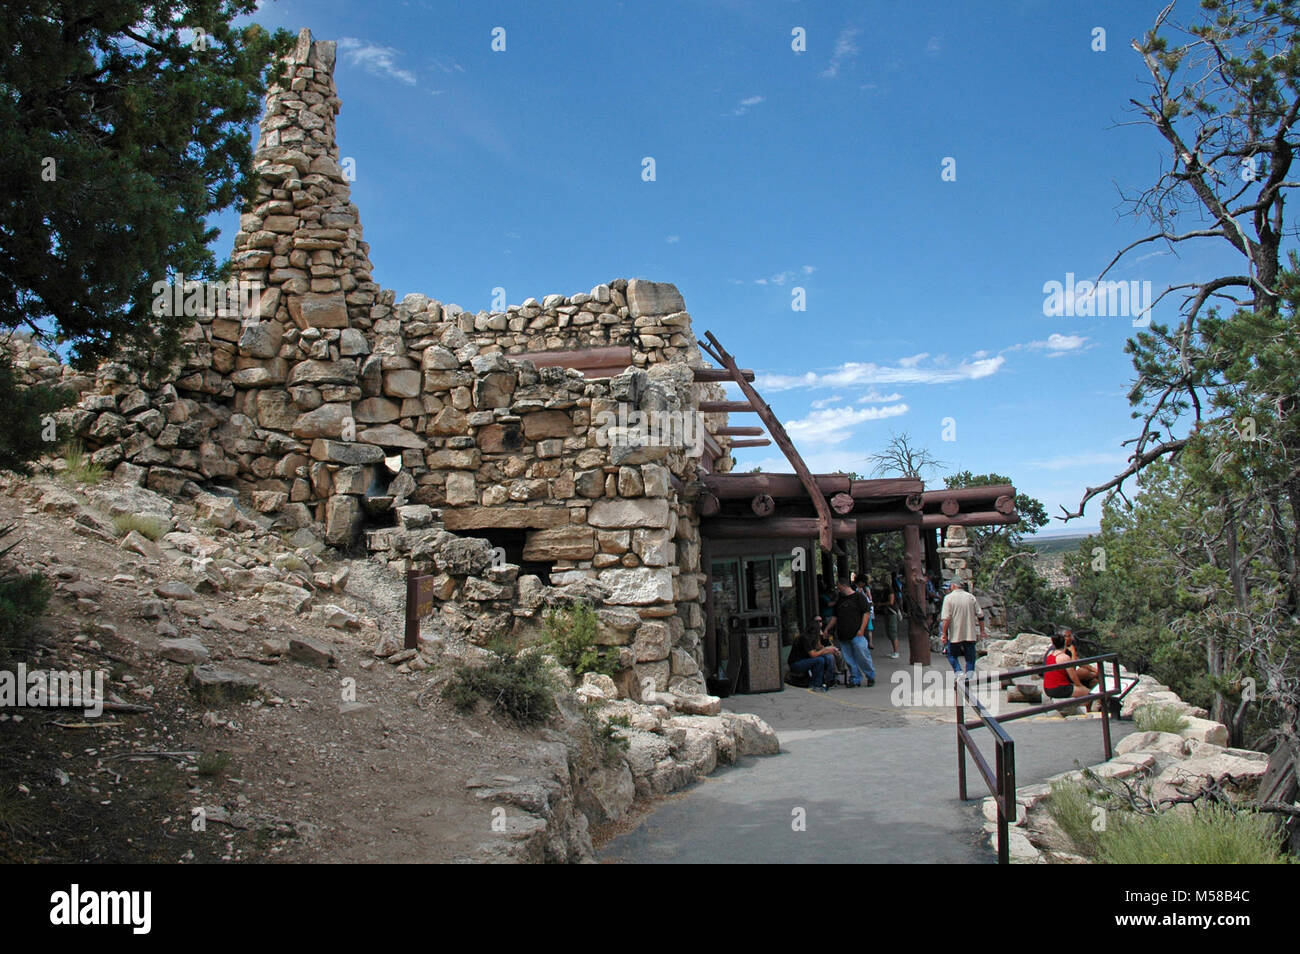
882,574,901,659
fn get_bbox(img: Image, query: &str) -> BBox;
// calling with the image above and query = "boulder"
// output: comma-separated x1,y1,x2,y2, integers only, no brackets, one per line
289,635,339,668
288,292,349,329
157,638,210,665
188,665,261,703
597,568,674,605
626,279,685,317
587,498,670,529
522,526,595,561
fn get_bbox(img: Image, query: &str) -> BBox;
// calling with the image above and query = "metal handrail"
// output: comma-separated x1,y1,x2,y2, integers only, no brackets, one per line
955,652,1123,864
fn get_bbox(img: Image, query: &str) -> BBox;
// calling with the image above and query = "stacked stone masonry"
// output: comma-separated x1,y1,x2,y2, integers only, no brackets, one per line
56,31,737,701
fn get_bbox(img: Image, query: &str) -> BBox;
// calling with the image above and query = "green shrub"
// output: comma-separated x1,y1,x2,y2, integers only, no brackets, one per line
59,442,106,485
442,648,559,726
1044,778,1104,856
112,512,170,540
1134,704,1189,734
1099,803,1289,864
581,703,630,766
197,751,232,778
542,601,620,678
0,351,71,476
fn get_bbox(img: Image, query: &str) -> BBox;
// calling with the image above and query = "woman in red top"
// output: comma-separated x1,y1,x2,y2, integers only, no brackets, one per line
1043,634,1097,709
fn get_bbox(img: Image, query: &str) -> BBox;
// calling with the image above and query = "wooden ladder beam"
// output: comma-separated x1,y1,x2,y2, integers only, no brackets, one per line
698,331,835,552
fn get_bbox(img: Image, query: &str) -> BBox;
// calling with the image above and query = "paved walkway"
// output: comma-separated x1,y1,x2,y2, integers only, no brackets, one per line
600,655,1134,864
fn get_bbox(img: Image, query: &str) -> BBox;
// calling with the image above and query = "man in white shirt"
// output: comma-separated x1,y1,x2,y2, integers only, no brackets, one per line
940,579,985,675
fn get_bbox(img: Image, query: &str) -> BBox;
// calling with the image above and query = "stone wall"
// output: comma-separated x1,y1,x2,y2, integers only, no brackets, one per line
52,29,730,700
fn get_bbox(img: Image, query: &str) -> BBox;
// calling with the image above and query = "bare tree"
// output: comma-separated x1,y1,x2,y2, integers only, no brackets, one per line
1063,0,1300,522
868,432,947,481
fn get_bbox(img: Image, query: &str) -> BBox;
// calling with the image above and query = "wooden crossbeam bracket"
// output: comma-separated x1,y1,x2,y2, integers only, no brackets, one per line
699,400,756,414
697,331,835,552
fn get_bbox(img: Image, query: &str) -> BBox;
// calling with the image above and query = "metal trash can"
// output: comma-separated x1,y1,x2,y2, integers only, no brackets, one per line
734,611,783,693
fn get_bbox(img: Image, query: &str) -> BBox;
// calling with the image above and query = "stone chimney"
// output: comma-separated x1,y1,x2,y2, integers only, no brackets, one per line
232,28,379,333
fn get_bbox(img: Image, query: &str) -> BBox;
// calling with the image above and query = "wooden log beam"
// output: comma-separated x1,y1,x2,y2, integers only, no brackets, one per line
921,510,1019,529
693,367,756,382
995,494,1016,515
751,494,775,516
830,492,855,515
699,400,756,414
716,426,764,436
849,478,926,498
941,497,960,517
700,509,1018,534
703,473,851,497
920,485,1015,508
904,493,924,512
524,345,633,376
728,439,771,448
697,493,721,517
698,331,834,551
700,517,861,539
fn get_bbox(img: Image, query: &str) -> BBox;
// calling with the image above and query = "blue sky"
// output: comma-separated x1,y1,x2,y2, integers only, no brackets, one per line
224,0,1256,534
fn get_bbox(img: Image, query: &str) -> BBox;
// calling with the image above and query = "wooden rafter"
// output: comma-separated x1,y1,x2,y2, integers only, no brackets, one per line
698,331,835,552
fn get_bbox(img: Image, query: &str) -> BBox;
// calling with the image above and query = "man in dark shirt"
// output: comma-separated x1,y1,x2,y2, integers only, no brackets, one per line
823,575,875,687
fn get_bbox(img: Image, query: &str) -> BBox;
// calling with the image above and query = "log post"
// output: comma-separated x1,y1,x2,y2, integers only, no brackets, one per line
903,524,930,665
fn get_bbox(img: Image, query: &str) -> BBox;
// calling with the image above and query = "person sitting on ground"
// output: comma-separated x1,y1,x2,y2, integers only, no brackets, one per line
824,575,876,687
1060,629,1098,689
1043,633,1099,710
787,620,840,692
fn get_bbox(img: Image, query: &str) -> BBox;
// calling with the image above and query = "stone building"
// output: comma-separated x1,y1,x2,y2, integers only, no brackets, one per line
59,29,1022,700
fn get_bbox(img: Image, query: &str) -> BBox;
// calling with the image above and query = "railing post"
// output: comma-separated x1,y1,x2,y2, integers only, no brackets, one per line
995,741,1008,864
404,558,419,650
1002,737,1015,864
955,678,967,801
1099,658,1113,760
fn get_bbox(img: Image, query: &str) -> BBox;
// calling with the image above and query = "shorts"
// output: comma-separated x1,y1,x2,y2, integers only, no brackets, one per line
1044,683,1075,699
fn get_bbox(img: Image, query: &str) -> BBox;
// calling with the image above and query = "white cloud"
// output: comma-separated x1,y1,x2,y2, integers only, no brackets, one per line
1011,333,1091,358
821,27,861,78
666,235,680,244
338,38,417,85
856,389,904,403
428,55,466,74
754,268,811,286
784,404,910,445
925,36,943,56
756,354,1005,392
810,395,844,409
732,94,765,116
